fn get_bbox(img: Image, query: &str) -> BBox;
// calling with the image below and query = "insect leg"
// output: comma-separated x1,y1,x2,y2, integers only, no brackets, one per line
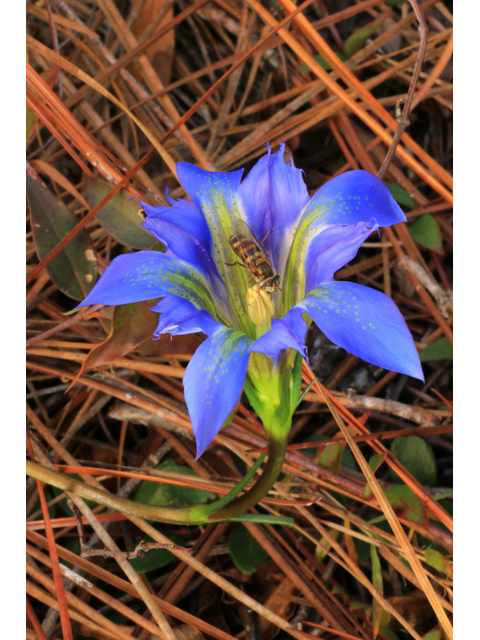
261,228,274,257
225,261,248,268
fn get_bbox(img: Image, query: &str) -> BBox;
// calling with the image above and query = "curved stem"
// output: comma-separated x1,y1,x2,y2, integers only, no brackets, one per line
26,460,198,524
208,436,287,520
26,439,287,526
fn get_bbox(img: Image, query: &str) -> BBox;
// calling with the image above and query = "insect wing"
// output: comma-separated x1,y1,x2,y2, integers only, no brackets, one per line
231,219,267,257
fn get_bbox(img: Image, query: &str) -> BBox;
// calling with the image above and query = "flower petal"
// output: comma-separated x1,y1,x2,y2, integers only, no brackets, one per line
238,143,309,272
142,213,218,283
151,294,221,338
183,327,254,458
295,282,424,380
176,163,257,332
253,315,308,364
75,251,215,315
304,219,378,292
141,198,212,250
304,170,406,227
176,162,244,219
140,198,232,322
281,171,404,314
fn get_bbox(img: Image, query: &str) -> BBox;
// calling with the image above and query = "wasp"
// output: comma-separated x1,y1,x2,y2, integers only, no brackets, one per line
225,220,281,293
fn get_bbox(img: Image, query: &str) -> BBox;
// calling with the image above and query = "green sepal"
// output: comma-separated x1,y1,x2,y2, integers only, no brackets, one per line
243,376,266,419
290,351,304,409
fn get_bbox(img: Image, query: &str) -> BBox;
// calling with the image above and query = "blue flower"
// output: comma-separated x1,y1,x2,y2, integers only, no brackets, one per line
77,143,423,458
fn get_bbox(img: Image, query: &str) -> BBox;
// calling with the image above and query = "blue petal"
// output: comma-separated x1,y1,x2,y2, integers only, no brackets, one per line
305,219,378,292
303,170,406,228
176,162,256,332
238,143,309,271
253,315,308,365
142,215,217,284
151,294,221,338
74,251,214,314
141,198,233,325
183,327,254,458
176,162,244,220
141,198,212,250
295,282,424,380
281,171,403,313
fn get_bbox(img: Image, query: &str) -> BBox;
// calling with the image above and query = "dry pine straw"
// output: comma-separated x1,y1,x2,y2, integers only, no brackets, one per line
26,1,453,639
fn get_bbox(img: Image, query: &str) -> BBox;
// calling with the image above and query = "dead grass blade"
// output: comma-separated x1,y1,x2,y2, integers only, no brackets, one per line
315,380,453,639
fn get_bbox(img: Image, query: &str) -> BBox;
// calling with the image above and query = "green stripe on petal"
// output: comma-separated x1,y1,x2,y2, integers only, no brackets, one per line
75,251,218,320
177,163,256,336
281,205,330,314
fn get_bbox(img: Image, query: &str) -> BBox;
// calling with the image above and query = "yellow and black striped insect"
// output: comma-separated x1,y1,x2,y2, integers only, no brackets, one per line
226,220,281,293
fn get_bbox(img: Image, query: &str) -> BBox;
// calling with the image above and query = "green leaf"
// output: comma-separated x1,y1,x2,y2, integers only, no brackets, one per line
424,548,453,578
408,215,443,252
355,515,392,564
371,545,384,637
378,629,400,640
364,453,386,498
299,51,349,72
384,485,429,527
85,178,159,250
27,177,98,300
202,454,266,518
225,514,294,525
228,524,268,574
306,435,357,506
389,436,438,486
51,474,98,515
385,183,416,209
134,460,217,511
315,528,338,563
305,434,344,473
344,17,387,57
332,583,349,598
386,0,405,6
129,534,184,573
295,378,316,409
422,632,442,640
420,337,453,362
351,601,372,616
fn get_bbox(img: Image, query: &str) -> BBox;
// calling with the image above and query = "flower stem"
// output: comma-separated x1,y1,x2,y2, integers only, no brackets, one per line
26,439,287,526
26,460,198,525
207,436,287,521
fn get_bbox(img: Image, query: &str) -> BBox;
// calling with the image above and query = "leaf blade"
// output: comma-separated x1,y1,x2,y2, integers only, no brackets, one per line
408,215,443,252
27,177,98,300
85,179,159,250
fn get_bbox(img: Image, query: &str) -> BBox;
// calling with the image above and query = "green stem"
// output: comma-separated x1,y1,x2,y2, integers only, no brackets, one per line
208,436,287,520
26,439,287,526
26,460,197,525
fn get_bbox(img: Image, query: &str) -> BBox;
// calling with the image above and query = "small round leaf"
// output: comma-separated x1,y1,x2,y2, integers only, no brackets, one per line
228,524,268,574
389,436,437,486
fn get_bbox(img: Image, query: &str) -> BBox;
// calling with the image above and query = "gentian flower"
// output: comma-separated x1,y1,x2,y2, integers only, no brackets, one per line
77,143,423,459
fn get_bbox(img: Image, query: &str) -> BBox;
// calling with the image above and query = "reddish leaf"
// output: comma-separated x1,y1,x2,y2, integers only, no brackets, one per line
80,301,159,374
384,486,429,527
78,301,202,378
